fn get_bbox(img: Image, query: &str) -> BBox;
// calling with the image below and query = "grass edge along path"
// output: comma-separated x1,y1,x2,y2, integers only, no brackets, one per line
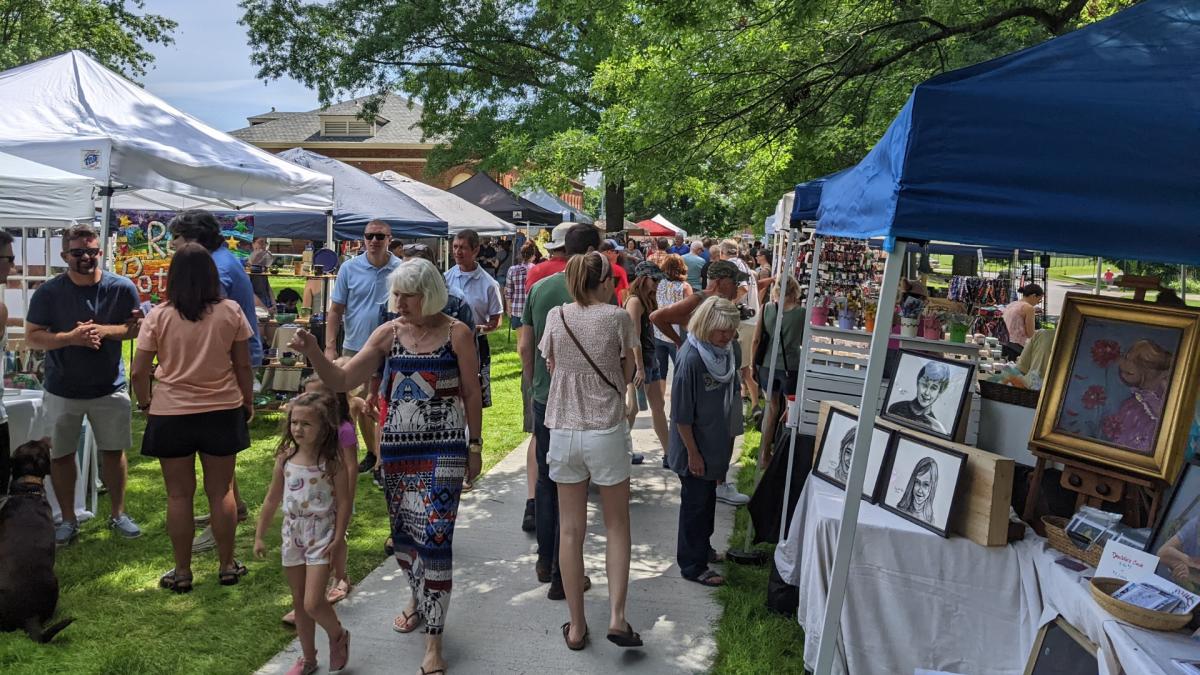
712,428,808,675
0,324,527,675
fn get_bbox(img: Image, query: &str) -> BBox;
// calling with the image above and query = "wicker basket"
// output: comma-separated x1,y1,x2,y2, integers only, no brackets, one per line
979,379,1040,408
1042,516,1104,568
1090,577,1194,631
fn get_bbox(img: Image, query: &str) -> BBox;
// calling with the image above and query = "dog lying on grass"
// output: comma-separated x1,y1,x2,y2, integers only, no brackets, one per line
0,439,73,643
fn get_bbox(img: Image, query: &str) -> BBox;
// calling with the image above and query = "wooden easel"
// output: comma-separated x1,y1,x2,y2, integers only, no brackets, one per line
1117,274,1161,302
1022,447,1168,530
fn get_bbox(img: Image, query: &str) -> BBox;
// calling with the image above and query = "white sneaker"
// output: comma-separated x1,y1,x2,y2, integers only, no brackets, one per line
716,483,750,506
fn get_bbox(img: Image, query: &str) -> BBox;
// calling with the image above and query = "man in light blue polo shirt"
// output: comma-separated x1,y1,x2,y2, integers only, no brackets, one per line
444,229,502,409
683,240,706,291
325,220,400,360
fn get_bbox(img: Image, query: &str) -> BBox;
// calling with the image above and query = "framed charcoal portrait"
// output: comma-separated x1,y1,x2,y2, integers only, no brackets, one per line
813,407,894,503
882,350,975,442
1149,461,1200,593
879,433,967,537
1032,294,1200,481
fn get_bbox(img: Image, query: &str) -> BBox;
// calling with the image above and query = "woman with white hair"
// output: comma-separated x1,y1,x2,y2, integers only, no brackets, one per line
668,296,743,588
288,258,482,675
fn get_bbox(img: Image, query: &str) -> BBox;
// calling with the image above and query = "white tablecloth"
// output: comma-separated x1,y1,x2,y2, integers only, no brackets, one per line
4,388,96,520
777,478,1200,674
776,478,1045,675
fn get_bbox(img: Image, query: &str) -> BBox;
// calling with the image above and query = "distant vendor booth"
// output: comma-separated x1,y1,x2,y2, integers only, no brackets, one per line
763,2,1200,674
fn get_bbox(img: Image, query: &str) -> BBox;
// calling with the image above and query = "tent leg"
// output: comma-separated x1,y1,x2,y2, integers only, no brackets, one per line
1095,257,1102,295
325,211,334,250
812,240,906,675
98,185,113,270
776,235,822,543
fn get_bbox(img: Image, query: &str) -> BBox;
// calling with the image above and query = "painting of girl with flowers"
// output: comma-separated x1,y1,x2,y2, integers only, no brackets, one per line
1034,294,1200,481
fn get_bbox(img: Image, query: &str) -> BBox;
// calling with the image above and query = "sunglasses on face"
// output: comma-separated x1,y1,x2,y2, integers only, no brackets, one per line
364,233,389,241
0,255,13,264
68,248,101,258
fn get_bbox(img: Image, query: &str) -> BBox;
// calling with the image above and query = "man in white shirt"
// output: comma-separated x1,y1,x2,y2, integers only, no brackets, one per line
444,229,503,409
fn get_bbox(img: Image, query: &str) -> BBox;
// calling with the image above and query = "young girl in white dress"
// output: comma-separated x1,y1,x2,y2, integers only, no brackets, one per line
254,392,352,675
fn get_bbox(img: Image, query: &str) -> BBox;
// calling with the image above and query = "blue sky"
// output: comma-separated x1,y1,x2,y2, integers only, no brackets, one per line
140,0,321,132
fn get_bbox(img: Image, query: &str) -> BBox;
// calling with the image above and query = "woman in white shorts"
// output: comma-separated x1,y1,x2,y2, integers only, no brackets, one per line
539,251,643,650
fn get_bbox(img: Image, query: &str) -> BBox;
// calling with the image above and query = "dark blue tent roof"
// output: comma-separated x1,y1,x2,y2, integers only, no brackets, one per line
816,0,1200,265
253,149,447,240
791,169,848,222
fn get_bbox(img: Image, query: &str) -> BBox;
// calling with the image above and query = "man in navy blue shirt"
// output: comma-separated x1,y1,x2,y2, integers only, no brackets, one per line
168,211,262,553
26,224,143,546
667,233,690,256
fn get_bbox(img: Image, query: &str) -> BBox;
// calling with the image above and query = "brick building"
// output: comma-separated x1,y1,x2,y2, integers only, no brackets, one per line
229,93,583,211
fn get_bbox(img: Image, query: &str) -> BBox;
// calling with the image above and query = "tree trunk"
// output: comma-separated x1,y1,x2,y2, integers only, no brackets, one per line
604,179,625,233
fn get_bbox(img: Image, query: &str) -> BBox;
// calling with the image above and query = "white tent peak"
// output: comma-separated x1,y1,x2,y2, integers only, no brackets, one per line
651,213,686,235
373,171,515,236
0,50,333,210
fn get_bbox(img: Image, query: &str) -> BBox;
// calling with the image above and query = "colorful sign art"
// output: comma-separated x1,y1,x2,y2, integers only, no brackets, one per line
112,210,254,301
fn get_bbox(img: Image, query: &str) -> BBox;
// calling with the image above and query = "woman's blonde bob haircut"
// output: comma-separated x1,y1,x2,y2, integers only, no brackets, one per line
388,258,449,316
687,296,740,342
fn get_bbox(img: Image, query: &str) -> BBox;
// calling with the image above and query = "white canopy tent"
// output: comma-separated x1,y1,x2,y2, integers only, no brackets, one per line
373,171,515,236
651,213,686,236
0,51,335,248
0,151,95,222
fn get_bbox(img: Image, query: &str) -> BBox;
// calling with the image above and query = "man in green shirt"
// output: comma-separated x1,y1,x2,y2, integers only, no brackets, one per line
519,223,601,600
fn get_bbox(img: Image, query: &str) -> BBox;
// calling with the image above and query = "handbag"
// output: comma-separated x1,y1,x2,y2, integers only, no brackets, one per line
557,307,621,394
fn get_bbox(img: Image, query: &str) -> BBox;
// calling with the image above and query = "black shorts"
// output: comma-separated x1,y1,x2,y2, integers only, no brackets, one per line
141,407,251,459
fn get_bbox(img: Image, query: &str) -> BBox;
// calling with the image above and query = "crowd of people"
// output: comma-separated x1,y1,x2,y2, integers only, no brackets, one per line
2,216,785,674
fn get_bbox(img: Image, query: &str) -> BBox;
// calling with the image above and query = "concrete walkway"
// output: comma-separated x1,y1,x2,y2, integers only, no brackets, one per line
258,415,737,675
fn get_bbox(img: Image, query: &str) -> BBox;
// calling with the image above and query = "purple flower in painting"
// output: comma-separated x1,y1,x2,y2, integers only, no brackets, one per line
1101,415,1123,441
1081,385,1107,410
1091,340,1121,368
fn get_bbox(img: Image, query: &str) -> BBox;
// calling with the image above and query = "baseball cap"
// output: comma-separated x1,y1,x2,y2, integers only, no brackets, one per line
544,223,572,250
600,238,625,252
634,261,666,280
708,260,750,282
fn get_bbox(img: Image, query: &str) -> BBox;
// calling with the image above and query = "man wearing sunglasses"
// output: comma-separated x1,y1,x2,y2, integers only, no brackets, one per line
26,224,143,546
325,220,400,361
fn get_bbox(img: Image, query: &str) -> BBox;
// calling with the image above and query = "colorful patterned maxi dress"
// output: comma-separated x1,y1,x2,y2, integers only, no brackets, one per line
378,322,467,634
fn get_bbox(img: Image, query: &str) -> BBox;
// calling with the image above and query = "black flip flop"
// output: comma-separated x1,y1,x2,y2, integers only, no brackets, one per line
606,622,643,648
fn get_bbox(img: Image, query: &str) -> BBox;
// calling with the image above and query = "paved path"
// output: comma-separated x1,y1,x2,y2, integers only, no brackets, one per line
258,414,737,675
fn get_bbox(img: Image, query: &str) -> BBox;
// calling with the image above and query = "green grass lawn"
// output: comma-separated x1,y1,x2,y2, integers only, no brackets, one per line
712,428,807,674
0,324,526,674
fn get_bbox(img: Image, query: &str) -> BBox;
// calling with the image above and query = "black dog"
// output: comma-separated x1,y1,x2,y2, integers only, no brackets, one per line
0,439,73,643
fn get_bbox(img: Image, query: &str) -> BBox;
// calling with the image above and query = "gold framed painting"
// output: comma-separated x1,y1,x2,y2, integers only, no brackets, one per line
1031,294,1200,481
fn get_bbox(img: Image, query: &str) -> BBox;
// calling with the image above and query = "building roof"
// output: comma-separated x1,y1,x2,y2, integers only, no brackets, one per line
229,94,432,145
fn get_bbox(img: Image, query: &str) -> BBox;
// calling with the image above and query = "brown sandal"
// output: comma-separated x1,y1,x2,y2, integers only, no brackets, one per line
561,621,588,651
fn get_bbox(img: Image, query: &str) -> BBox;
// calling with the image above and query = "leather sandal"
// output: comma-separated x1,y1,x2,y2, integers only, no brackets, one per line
606,621,643,648
561,621,588,651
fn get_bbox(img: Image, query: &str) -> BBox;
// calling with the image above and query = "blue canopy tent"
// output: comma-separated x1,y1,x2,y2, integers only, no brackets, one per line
817,0,1200,265
253,148,448,241
520,187,595,225
790,169,849,223
794,1,1200,672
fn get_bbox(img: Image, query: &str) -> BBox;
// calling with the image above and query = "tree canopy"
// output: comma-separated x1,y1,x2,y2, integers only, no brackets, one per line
0,0,175,76
240,0,1136,232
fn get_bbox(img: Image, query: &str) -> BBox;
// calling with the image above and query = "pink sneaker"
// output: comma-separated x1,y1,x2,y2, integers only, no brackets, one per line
285,656,317,675
329,627,350,673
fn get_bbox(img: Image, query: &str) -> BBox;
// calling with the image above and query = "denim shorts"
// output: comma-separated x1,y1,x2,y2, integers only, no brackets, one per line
653,338,677,381
642,354,665,384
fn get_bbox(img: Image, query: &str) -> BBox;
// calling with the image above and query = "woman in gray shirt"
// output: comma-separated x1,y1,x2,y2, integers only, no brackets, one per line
667,296,743,587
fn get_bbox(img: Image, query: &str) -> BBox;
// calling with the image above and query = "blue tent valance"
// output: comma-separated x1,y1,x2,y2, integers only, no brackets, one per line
816,0,1200,265
791,169,848,223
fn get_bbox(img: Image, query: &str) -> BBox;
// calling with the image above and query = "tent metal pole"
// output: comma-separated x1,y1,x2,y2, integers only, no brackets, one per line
1181,265,1186,303
778,234,823,543
325,210,334,250
98,184,114,271
812,240,906,675
1095,257,1102,295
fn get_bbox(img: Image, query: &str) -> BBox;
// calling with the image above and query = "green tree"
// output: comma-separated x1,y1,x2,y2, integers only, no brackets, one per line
239,0,635,228
595,0,1137,227
0,0,175,76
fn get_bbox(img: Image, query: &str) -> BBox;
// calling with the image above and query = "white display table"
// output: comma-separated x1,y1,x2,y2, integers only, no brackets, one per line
4,388,98,521
776,478,1200,674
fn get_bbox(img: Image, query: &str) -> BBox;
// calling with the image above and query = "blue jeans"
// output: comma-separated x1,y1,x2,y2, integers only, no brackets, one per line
677,473,717,579
653,338,678,380
533,399,561,584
